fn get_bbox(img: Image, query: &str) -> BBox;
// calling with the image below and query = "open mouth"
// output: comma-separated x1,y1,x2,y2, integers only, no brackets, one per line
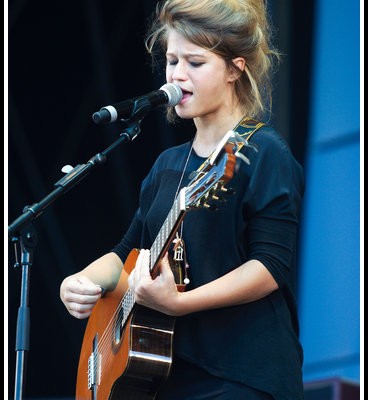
180,89,192,102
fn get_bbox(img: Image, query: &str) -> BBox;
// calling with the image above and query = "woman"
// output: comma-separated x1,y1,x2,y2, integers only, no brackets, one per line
60,1,305,398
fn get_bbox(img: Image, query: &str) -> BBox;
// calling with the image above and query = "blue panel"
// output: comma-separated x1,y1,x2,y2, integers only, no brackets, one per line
298,139,360,382
297,0,361,384
309,0,360,143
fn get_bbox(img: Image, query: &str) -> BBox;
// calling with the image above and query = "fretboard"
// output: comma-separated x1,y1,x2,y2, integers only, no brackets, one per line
149,188,187,278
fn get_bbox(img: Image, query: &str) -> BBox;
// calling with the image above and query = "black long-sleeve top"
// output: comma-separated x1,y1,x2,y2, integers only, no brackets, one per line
112,124,305,399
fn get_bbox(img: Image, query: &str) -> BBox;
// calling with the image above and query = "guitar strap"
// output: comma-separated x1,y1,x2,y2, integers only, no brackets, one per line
194,116,265,174
233,116,265,141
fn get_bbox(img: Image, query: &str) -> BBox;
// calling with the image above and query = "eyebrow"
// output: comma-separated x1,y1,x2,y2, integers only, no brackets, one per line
166,52,207,59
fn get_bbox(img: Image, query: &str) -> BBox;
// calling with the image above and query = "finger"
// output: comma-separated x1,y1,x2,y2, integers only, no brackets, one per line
64,276,102,296
160,253,174,278
135,249,150,282
74,276,103,295
134,250,144,282
63,291,101,305
128,268,135,289
139,249,151,279
67,303,94,319
68,301,95,314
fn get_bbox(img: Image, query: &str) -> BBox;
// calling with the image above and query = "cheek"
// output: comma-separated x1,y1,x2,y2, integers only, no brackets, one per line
166,67,172,83
197,74,227,98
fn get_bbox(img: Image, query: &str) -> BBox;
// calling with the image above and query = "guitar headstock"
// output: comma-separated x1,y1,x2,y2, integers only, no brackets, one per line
183,132,239,211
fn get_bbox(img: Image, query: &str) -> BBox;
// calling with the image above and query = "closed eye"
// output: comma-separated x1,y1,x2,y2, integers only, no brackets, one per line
166,59,204,67
190,62,204,67
167,59,178,66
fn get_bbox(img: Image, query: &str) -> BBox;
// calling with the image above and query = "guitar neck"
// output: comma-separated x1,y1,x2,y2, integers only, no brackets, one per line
149,188,187,279
119,189,186,326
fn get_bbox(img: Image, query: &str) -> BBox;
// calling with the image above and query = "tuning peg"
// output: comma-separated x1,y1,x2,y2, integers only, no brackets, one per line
220,186,235,195
235,152,250,165
202,202,219,211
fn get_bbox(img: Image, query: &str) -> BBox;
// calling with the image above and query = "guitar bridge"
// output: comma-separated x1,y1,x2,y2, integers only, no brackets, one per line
88,335,101,390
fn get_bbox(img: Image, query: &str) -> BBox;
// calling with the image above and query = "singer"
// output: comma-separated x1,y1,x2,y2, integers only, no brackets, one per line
60,1,305,399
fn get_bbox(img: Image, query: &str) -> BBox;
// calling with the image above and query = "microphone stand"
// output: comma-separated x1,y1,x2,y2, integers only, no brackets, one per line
8,119,142,400
11,225,37,400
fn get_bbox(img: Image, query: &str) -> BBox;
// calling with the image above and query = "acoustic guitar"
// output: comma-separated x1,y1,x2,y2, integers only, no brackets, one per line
75,133,239,399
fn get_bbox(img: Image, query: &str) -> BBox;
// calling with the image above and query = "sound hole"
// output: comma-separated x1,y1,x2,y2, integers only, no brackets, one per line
114,306,126,345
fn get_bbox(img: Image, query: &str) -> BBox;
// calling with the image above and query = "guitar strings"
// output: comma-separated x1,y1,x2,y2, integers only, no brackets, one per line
90,288,136,383
90,293,126,371
173,134,196,241
91,241,161,376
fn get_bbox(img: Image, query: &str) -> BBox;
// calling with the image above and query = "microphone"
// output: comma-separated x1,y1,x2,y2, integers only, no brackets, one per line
92,83,183,124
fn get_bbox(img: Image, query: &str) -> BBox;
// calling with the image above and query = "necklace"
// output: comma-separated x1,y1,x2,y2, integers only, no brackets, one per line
173,133,196,202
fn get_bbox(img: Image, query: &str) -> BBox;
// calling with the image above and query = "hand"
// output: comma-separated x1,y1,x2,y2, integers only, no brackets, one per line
60,275,103,319
128,249,182,316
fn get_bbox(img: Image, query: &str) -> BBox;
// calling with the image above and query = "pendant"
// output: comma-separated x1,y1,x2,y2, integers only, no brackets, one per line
173,238,184,262
172,233,190,285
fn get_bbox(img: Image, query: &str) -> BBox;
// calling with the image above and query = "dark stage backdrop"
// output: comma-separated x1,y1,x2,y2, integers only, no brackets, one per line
7,1,313,398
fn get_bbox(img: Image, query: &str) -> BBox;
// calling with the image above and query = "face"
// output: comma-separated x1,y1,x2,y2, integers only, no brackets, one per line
165,30,238,121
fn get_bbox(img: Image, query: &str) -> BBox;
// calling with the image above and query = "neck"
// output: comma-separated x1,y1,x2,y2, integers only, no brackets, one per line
193,111,245,157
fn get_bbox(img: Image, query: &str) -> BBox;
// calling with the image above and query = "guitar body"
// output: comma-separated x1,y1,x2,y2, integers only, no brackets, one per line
76,249,175,400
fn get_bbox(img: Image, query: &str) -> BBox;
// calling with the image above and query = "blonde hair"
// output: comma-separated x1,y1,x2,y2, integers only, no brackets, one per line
145,0,281,120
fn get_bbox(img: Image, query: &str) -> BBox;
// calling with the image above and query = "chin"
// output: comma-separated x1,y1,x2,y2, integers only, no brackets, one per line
174,107,195,120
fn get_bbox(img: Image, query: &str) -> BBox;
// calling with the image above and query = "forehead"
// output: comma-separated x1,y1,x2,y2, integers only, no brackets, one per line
166,29,209,57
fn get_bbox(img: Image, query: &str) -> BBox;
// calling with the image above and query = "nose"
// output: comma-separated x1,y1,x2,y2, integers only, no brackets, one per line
171,60,187,82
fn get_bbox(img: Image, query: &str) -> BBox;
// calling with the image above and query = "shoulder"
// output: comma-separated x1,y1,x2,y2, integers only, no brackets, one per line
248,124,291,155
240,124,300,169
235,118,292,159
237,123,304,192
236,123,305,211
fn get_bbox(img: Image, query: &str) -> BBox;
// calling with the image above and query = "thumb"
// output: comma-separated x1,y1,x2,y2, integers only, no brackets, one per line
74,275,102,294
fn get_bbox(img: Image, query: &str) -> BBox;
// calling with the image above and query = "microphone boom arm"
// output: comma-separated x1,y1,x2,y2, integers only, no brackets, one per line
8,120,141,238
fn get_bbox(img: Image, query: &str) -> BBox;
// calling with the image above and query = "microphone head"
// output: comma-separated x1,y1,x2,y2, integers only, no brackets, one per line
92,108,112,124
160,83,183,106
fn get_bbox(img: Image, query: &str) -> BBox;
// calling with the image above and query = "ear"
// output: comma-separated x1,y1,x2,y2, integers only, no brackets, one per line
228,57,246,82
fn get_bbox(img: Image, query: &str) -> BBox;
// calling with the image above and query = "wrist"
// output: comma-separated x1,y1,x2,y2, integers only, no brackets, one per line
171,291,191,317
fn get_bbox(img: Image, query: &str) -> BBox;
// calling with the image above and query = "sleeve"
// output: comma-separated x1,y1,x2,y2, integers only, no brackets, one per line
244,129,304,288
110,207,144,263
